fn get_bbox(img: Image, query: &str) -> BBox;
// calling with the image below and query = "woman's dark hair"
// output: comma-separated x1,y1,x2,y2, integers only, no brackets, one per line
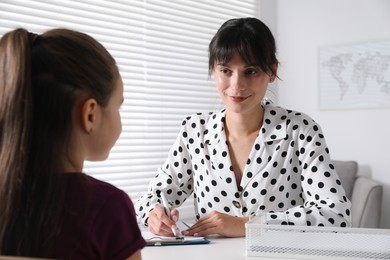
0,28,118,256
209,17,278,77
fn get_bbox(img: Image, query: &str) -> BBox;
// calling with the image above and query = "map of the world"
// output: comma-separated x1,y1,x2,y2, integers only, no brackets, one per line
319,40,390,109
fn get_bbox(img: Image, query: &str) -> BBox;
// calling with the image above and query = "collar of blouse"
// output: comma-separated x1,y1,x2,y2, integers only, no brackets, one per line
204,103,288,146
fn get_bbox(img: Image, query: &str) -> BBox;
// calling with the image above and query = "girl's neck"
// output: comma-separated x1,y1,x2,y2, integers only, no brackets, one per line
61,153,83,173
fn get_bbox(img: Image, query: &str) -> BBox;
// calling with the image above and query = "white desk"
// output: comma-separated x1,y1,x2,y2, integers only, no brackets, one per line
142,236,290,260
142,224,390,260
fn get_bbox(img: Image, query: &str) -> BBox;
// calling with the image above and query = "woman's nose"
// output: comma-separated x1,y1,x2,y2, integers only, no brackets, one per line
230,73,245,91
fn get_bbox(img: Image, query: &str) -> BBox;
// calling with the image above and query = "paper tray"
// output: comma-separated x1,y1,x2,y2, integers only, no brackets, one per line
246,222,390,259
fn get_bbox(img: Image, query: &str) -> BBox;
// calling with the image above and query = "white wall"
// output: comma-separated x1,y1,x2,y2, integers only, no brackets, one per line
270,0,390,228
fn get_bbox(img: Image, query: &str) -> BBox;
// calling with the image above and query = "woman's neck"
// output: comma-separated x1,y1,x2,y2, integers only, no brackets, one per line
224,106,264,139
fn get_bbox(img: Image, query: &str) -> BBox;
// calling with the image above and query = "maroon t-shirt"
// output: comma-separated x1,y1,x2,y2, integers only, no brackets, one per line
51,173,146,260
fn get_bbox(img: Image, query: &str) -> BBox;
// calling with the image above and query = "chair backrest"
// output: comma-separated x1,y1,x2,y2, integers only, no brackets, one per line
332,160,358,200
332,160,383,228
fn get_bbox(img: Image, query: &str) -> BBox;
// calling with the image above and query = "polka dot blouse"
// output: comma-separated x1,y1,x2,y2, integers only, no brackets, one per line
136,103,352,227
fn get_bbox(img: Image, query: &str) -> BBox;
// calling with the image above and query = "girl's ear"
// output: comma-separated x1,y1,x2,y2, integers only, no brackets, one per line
81,98,98,134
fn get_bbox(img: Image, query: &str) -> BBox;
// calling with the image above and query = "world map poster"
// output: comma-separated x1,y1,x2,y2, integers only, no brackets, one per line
319,40,390,109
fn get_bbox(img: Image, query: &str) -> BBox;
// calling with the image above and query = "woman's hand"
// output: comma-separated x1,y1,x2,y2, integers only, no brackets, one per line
183,211,249,238
147,204,180,237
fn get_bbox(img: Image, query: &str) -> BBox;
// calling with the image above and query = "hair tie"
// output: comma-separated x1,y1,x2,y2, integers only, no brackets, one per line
28,32,41,47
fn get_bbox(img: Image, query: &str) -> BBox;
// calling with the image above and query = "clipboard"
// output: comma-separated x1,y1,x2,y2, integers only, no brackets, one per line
146,236,210,246
140,221,210,246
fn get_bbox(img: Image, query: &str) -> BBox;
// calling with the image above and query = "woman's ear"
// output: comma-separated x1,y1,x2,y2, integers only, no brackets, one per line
270,63,279,83
81,98,98,134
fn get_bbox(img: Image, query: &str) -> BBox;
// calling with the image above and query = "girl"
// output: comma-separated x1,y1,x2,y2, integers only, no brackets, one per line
0,28,145,259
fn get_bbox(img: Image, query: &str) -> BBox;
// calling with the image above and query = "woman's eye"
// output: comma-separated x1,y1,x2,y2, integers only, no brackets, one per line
220,69,230,74
246,69,258,75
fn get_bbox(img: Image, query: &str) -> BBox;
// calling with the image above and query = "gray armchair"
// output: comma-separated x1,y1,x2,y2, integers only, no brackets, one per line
333,160,383,228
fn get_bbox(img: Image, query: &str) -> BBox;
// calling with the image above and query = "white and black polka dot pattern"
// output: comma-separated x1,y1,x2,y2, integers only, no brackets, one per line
136,103,352,227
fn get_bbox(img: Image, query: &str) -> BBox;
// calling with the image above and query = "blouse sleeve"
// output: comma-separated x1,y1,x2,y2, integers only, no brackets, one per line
135,119,194,225
263,121,352,227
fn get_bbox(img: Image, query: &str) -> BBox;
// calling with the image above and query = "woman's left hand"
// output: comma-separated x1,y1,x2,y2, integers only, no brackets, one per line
183,211,248,238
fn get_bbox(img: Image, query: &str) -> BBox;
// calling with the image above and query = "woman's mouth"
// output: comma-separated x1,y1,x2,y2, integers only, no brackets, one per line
230,96,249,102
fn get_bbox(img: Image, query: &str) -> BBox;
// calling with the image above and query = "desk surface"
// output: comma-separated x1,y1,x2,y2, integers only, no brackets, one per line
142,237,244,260
142,236,290,260
142,225,390,260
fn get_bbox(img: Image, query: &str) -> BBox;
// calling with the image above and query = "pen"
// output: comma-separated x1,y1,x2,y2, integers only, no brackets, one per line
160,193,181,237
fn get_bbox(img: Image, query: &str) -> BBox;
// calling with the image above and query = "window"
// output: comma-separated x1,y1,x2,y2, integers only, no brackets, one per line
0,0,260,221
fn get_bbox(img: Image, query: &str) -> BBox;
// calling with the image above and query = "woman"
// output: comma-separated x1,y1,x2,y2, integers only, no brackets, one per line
136,17,351,238
0,28,145,259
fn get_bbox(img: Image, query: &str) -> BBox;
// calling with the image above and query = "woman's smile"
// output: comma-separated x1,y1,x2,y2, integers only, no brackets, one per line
229,95,250,102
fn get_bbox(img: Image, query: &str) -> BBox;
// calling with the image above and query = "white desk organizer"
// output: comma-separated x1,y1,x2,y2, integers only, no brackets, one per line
246,219,390,259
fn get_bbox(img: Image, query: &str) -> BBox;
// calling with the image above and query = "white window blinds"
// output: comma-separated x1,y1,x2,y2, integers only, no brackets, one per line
0,0,260,221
